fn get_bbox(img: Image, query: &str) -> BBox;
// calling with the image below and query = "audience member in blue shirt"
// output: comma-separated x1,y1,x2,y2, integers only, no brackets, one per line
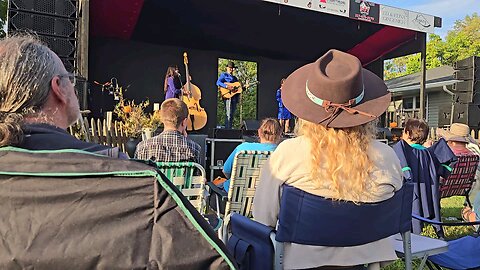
222,118,283,192
216,61,239,129
401,118,429,149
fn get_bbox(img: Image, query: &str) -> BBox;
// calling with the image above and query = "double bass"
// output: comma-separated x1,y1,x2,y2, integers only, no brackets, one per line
182,52,208,131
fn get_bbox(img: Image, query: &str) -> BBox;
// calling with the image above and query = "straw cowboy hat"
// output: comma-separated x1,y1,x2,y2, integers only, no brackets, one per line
282,49,391,128
437,123,475,143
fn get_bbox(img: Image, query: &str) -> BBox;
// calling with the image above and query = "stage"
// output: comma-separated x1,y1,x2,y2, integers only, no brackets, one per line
79,0,441,133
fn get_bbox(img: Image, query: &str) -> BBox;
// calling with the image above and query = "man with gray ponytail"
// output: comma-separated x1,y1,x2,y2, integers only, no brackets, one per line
0,35,126,158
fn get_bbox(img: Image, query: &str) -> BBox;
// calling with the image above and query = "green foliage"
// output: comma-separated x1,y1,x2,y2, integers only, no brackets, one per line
0,0,6,38
384,13,480,80
217,58,258,129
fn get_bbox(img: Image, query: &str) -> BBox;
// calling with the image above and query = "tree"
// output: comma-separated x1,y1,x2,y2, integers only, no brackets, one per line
384,13,480,79
0,0,6,38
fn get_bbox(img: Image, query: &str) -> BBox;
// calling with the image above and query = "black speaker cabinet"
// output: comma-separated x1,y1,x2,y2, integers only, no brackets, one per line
7,0,79,72
448,104,480,126
208,128,243,139
454,56,479,70
241,120,261,136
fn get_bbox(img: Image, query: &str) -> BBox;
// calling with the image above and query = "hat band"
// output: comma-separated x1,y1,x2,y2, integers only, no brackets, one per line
305,80,365,107
305,80,376,127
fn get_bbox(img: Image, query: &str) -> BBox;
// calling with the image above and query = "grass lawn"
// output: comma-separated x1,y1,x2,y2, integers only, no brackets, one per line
383,196,475,270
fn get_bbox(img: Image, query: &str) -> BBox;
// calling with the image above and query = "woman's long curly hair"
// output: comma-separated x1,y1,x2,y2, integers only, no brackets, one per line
296,119,376,202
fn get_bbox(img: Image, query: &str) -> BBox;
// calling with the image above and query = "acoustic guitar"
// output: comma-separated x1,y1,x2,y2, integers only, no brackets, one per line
181,52,208,131
219,80,259,99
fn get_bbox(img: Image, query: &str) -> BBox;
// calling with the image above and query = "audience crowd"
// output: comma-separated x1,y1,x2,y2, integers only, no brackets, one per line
1,35,479,269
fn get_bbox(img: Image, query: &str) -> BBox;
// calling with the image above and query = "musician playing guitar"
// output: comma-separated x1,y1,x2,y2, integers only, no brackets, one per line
216,61,239,129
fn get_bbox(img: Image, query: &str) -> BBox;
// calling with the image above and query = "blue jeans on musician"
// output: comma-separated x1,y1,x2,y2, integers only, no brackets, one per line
223,95,239,129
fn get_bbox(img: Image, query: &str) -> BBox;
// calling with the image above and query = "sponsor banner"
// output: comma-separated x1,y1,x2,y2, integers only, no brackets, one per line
317,0,349,17
379,5,434,33
262,0,349,17
408,10,434,33
380,5,408,28
349,0,379,23
262,0,435,33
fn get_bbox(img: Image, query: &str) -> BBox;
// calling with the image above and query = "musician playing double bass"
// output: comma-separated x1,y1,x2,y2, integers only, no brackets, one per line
216,61,239,129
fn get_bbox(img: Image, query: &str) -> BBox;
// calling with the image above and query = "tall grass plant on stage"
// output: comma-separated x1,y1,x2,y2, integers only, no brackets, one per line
114,86,162,139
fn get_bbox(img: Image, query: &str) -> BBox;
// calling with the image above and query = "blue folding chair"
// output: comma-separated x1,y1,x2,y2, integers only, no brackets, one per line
227,183,416,270
412,215,480,270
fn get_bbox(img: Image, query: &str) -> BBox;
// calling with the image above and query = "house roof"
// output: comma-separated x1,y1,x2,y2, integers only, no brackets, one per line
386,65,460,96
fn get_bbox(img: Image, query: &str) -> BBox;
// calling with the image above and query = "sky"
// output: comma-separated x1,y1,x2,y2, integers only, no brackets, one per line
373,0,480,38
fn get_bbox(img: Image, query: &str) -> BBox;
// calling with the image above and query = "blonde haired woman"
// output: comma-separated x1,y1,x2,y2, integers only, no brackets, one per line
253,50,403,270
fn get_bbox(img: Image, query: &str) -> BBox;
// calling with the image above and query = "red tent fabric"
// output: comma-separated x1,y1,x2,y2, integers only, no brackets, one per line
348,26,417,66
90,0,145,39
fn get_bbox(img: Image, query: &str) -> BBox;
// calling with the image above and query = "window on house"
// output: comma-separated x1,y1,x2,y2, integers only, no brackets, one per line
403,97,414,109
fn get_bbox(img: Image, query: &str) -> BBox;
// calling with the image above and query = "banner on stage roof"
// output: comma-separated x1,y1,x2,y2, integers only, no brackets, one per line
263,0,349,17
379,5,435,33
263,0,436,33
349,0,379,23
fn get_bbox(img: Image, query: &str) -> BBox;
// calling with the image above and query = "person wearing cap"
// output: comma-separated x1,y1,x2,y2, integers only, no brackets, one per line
253,50,403,269
216,61,239,129
437,123,480,223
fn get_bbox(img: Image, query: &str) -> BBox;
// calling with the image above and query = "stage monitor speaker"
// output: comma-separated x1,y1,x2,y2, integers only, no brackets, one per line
7,0,79,72
241,120,261,136
209,128,243,139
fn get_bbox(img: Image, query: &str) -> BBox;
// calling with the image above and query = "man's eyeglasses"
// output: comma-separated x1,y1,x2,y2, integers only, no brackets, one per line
57,73,76,87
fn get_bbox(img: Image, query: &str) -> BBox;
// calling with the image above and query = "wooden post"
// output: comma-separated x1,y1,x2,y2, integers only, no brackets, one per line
419,32,427,120
77,0,89,79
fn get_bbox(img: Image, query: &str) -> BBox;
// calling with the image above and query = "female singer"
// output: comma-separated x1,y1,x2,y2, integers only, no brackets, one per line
164,66,182,99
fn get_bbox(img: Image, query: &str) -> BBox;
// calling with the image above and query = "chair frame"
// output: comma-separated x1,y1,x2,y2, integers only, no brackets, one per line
155,161,207,214
412,214,480,270
439,153,479,208
226,183,418,270
207,150,273,240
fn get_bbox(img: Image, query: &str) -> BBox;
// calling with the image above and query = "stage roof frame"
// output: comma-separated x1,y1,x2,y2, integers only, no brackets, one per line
90,0,442,65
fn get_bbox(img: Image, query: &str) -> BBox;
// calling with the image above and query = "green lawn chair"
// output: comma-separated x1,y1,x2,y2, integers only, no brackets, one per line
207,150,273,241
156,162,207,214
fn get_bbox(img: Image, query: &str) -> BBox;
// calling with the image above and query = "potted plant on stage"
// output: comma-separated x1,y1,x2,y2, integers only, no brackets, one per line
114,98,162,157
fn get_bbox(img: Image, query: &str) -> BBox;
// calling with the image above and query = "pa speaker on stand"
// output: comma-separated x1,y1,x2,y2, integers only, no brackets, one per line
7,0,80,73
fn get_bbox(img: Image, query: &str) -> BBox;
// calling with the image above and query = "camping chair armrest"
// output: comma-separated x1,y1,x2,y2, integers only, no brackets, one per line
206,182,228,201
130,158,157,167
412,214,480,226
